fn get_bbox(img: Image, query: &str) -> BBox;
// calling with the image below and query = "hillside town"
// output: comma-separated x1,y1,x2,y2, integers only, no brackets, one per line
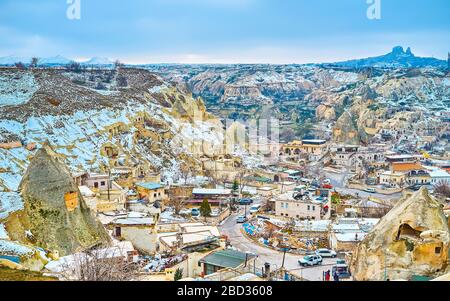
0,46,449,283
1,105,449,281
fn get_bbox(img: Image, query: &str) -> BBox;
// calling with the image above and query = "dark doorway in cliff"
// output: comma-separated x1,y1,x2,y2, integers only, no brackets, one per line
396,224,422,241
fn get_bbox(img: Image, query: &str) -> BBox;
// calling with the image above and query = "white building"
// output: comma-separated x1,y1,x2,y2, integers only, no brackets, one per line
425,166,450,185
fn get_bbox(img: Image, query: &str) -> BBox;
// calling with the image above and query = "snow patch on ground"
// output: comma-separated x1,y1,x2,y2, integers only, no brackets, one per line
0,72,38,107
148,84,168,94
0,224,9,239
0,239,34,256
0,192,24,219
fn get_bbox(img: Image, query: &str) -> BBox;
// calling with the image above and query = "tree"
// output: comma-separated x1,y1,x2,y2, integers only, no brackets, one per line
236,169,250,197
174,268,184,281
117,75,128,87
232,179,239,194
59,248,139,281
331,192,341,205
14,62,26,70
200,199,212,218
114,59,124,69
30,57,39,68
434,181,450,198
180,163,193,185
168,196,187,215
66,61,82,73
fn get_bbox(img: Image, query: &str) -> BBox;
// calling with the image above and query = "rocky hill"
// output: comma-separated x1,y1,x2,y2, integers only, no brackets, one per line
145,51,449,143
0,66,229,221
351,188,450,281
327,46,447,69
6,144,110,256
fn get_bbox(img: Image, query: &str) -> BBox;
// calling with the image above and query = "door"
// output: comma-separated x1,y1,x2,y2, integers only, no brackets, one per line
115,227,121,237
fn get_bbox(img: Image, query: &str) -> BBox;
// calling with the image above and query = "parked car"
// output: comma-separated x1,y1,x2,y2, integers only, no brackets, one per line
288,175,302,182
323,179,331,185
249,204,262,214
322,184,333,189
299,255,323,267
315,248,337,258
191,208,200,217
210,209,220,217
364,188,376,193
236,215,248,223
332,259,352,279
239,198,254,205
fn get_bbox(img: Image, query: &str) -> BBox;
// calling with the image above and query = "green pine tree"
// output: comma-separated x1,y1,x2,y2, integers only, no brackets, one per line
200,199,212,217
174,268,184,281
232,179,239,193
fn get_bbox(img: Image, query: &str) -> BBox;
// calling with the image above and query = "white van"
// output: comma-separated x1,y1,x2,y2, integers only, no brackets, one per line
249,204,262,214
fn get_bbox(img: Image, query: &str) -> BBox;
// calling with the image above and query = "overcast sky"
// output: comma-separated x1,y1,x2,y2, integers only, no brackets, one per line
0,0,449,64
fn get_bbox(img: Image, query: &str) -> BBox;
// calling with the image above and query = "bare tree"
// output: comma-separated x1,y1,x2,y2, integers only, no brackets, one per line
114,59,124,69
167,196,188,215
30,57,39,68
434,181,450,198
117,75,128,87
59,248,139,281
180,163,194,185
236,169,250,197
14,62,26,70
66,61,82,73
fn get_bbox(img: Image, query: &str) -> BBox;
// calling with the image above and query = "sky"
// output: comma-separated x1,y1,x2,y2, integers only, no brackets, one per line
0,0,449,64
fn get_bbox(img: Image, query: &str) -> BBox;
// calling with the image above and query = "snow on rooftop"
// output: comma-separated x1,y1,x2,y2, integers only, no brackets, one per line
335,232,367,242
192,188,232,195
295,220,331,232
113,217,155,226
78,186,95,197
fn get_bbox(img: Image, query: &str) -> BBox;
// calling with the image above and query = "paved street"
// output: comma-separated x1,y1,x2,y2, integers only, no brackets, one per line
219,209,339,281
323,168,402,202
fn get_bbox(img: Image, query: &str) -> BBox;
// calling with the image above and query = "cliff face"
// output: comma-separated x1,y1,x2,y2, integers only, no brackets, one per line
351,188,450,281
6,144,110,256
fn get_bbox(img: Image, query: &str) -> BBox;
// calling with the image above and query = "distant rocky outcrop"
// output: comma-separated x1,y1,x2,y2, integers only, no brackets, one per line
351,188,450,281
5,144,110,256
329,46,447,69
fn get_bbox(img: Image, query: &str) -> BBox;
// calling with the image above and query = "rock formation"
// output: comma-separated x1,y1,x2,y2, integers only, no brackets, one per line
6,144,110,256
351,188,450,281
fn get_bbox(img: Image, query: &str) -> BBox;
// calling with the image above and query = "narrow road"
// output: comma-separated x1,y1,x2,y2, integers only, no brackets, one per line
323,168,402,202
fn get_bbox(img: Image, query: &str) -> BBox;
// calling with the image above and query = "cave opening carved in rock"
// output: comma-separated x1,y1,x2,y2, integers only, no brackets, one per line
396,223,423,242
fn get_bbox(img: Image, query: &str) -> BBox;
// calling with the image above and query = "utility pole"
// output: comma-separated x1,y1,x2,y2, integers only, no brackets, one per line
107,168,111,201
281,247,288,269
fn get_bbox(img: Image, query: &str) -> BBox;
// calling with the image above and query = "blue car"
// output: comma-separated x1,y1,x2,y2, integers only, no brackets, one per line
239,198,253,205
191,208,200,217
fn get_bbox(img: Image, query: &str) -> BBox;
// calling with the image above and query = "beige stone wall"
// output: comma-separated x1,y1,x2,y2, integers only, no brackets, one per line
120,226,158,255
275,200,322,220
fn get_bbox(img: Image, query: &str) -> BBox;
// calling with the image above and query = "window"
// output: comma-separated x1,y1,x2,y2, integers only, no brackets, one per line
307,205,310,211
101,181,106,186
435,247,442,255
154,193,157,198
312,206,315,211
94,182,99,188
